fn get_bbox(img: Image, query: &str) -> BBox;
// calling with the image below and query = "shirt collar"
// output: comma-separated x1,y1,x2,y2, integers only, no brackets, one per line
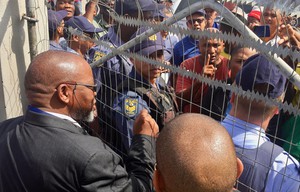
46,111,82,128
50,41,63,50
107,27,124,47
28,106,81,128
222,114,269,149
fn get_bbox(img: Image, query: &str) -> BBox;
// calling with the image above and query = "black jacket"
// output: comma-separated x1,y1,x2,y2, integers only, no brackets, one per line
0,109,156,192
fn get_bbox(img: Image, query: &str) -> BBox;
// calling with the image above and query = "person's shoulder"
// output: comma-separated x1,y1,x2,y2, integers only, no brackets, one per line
174,35,189,46
0,116,24,135
178,36,194,48
181,35,192,42
114,90,149,120
167,33,180,42
278,150,300,169
268,149,300,189
0,115,24,126
114,89,140,104
87,44,113,63
221,56,229,63
49,41,64,51
173,40,183,50
181,55,200,68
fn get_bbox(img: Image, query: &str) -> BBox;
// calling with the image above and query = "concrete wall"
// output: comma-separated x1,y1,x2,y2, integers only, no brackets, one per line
0,0,48,121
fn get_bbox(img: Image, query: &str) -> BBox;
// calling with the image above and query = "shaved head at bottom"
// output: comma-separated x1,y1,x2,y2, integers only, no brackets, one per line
156,113,237,192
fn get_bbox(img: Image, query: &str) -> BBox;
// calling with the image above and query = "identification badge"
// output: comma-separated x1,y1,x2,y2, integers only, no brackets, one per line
124,97,138,117
93,51,106,62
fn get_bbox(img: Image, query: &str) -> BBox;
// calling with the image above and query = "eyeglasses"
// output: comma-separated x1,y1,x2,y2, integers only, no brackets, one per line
58,81,97,92
187,18,205,25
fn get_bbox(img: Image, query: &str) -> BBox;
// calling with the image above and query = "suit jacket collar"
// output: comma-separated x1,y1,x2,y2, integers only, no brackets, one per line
24,109,88,135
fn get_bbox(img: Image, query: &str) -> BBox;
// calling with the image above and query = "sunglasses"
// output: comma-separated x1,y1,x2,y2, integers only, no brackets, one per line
187,18,205,25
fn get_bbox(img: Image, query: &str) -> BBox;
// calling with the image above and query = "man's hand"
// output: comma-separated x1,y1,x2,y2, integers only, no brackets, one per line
278,24,300,48
133,109,159,137
160,61,171,73
203,54,217,77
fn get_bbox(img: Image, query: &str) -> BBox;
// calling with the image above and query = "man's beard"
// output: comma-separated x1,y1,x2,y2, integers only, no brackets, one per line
82,110,95,123
74,107,95,123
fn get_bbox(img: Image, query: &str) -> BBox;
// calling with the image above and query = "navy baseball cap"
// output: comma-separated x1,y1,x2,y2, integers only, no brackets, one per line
193,9,206,17
153,10,167,19
48,10,68,31
130,27,167,56
65,16,103,33
115,0,164,15
235,54,286,99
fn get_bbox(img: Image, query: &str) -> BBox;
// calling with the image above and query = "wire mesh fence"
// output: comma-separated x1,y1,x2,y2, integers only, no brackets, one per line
3,0,300,191
86,1,300,190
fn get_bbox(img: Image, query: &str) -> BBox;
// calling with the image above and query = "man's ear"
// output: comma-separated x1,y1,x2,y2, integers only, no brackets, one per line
57,26,64,35
273,107,280,115
186,21,190,27
56,84,72,104
72,35,80,42
236,157,244,179
153,168,165,192
221,40,225,47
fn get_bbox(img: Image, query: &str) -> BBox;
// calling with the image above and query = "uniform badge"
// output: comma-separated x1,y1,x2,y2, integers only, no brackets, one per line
149,34,157,41
93,51,106,62
124,97,138,117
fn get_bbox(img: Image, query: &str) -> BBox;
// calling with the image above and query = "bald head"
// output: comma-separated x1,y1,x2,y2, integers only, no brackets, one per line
25,50,93,108
156,114,238,192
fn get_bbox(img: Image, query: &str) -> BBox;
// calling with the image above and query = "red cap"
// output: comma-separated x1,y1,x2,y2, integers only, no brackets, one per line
248,10,261,21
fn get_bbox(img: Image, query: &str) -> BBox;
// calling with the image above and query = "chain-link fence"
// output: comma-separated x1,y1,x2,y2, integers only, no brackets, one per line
2,0,300,191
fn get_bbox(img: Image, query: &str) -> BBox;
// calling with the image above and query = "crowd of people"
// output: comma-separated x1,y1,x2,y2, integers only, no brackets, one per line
1,0,300,191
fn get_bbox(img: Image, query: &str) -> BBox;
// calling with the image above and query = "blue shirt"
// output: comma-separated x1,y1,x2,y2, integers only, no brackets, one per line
212,21,219,29
59,37,68,51
172,36,200,67
57,38,80,54
222,115,300,192
49,41,64,51
112,69,165,151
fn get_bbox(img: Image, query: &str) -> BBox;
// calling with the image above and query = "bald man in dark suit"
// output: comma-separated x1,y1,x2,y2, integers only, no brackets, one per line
0,50,158,192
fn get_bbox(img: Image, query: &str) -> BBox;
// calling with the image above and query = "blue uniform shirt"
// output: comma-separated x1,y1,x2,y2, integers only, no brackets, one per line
57,37,81,54
49,41,64,51
222,114,300,192
59,37,69,51
172,36,200,67
112,69,166,151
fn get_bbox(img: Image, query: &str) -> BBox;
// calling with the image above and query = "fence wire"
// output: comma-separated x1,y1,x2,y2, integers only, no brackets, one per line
5,0,300,191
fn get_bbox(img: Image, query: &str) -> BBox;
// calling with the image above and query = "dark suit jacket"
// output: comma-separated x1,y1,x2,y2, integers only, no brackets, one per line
0,109,156,192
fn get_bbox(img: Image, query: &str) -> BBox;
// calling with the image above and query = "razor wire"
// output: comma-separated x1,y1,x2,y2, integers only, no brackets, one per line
77,0,300,116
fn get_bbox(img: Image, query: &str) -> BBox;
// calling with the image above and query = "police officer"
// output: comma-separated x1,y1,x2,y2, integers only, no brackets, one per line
87,0,164,137
106,27,178,158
